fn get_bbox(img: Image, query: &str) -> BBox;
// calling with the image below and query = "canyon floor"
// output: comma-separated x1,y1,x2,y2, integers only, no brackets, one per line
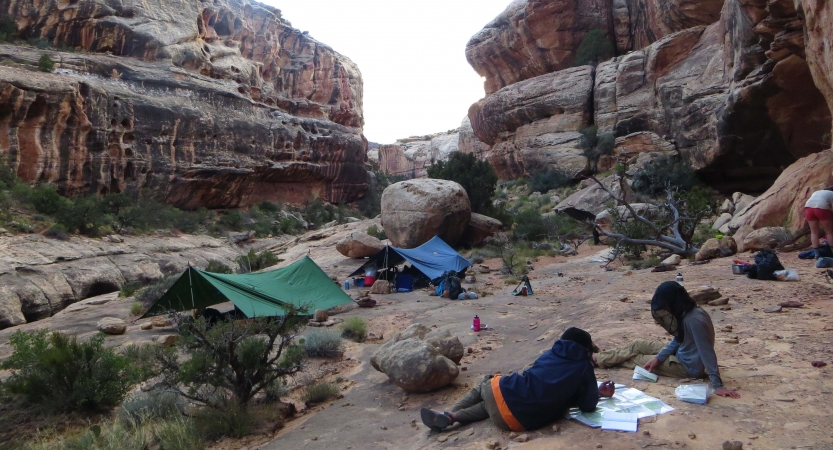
1,224,832,450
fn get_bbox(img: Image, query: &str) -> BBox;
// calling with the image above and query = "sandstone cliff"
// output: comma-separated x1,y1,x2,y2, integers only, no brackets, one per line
465,0,833,193
377,129,460,179
0,0,368,208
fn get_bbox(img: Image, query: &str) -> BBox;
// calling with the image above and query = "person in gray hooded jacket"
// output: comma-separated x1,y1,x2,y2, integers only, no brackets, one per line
594,281,740,399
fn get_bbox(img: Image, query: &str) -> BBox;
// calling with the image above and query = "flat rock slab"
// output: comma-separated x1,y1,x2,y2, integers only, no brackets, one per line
778,301,804,308
764,306,783,313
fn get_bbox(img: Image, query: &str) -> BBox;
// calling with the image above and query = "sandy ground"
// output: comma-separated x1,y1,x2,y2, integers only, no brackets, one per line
2,236,832,450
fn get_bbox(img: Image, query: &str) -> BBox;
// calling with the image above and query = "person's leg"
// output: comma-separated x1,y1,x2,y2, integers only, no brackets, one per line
807,208,820,254
595,339,667,369
820,219,833,253
422,379,491,430
629,353,691,378
451,380,486,413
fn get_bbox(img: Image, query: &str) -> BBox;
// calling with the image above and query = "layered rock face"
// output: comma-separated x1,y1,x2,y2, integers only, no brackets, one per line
377,129,459,179
0,0,367,208
465,0,833,192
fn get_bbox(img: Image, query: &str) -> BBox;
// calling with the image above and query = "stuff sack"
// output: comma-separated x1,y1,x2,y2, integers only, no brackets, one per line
752,249,784,280
446,273,463,300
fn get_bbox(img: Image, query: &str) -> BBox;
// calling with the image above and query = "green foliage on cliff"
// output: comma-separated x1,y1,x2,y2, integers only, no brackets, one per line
357,168,404,218
529,167,573,193
578,125,615,171
573,29,614,66
631,155,699,196
38,54,54,72
0,20,14,42
427,152,498,214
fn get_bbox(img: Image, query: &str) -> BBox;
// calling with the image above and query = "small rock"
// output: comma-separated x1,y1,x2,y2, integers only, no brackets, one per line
461,366,467,371
467,347,473,354
465,275,477,284
482,346,493,351
722,441,743,450
764,306,782,313
720,306,732,311
812,361,827,368
724,338,740,344
596,445,603,449
478,265,491,274
553,425,562,433
156,334,178,347
643,431,651,436
618,295,629,302
661,254,682,266
689,432,696,439
97,317,127,335
380,425,388,430
513,434,530,443
151,316,173,328
688,285,722,304
709,298,729,306
778,301,804,308
313,309,329,322
140,322,153,330
437,435,447,442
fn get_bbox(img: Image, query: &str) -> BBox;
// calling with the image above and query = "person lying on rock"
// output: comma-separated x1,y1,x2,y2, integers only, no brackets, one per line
420,327,614,432
594,281,740,399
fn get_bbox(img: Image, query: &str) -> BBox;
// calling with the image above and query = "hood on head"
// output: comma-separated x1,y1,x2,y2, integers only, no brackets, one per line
551,339,592,361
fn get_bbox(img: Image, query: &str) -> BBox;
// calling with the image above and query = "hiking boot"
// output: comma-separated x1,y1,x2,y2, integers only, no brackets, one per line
420,408,453,432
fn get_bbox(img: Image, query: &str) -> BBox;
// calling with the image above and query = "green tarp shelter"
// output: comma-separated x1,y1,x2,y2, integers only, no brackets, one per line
141,255,352,318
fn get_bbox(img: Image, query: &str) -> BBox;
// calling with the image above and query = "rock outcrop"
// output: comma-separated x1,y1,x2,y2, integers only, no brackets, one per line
466,0,833,194
370,324,462,392
377,130,459,179
0,233,240,329
0,0,367,209
557,175,636,220
335,232,385,259
461,213,503,247
695,237,738,261
729,150,833,232
381,179,471,248
97,317,127,335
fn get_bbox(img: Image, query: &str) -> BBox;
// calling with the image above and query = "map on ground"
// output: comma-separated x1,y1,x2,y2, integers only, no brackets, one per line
568,385,675,429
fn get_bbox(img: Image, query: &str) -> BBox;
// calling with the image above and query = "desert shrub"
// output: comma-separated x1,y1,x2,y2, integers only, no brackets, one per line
135,275,179,306
1,330,143,412
578,125,615,170
118,391,181,425
258,201,279,213
236,248,280,273
278,344,306,370
204,260,233,274
43,225,70,241
56,196,107,236
357,169,404,218
573,29,614,66
630,255,662,270
119,281,141,298
340,317,367,342
632,155,699,197
0,19,15,42
303,329,343,357
26,184,66,215
130,302,143,316
192,399,253,439
513,209,586,243
153,314,306,410
529,167,573,193
38,54,54,72
302,381,339,404
427,152,498,214
218,211,243,231
153,416,202,450
366,224,387,240
263,378,290,403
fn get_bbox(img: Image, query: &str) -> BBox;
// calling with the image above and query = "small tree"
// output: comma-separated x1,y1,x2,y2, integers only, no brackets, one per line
0,20,15,42
427,152,498,214
236,248,280,273
38,54,55,72
153,313,307,409
573,29,614,66
528,167,573,193
578,125,615,172
632,155,698,196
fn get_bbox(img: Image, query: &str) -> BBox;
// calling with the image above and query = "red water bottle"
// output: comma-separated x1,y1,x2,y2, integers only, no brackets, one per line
473,315,481,332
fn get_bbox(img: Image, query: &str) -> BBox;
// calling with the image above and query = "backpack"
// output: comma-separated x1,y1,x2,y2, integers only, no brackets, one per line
748,249,784,280
437,271,463,300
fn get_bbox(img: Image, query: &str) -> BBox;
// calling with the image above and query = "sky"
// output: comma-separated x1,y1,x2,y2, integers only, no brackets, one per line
261,0,512,144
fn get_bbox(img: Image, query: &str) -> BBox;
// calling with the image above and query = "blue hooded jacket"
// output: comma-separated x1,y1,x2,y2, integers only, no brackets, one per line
498,339,599,430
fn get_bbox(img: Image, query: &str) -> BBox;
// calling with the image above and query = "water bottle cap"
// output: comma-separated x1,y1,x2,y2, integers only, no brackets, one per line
474,315,479,318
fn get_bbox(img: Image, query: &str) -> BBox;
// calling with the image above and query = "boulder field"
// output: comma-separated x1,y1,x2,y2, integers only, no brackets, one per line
0,0,368,208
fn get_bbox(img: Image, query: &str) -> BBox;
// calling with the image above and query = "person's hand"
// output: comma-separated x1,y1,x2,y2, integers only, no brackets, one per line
714,388,740,399
599,381,615,398
643,358,661,373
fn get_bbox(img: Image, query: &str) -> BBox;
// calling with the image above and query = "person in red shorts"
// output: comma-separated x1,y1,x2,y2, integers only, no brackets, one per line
805,187,833,259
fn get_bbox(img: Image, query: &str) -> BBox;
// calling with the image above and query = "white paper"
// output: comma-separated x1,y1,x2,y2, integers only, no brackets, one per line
633,366,658,382
568,384,674,428
602,412,638,432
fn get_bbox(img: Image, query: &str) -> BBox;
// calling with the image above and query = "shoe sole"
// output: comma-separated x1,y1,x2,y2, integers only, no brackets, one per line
420,407,451,431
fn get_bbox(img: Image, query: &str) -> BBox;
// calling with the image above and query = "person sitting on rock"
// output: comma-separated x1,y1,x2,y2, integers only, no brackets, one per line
804,187,833,259
420,327,613,432
594,281,740,399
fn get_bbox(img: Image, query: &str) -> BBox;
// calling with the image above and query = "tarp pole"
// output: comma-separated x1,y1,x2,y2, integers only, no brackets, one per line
188,266,196,311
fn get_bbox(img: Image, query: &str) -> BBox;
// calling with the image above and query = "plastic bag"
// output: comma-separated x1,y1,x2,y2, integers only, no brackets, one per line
674,384,711,405
773,269,800,281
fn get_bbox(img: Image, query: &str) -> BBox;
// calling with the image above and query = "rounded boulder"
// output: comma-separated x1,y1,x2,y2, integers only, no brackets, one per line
97,317,127,335
336,231,385,258
370,338,459,393
381,179,471,248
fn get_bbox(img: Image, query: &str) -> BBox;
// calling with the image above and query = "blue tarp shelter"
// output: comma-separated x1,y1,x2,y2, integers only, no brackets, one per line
348,236,472,282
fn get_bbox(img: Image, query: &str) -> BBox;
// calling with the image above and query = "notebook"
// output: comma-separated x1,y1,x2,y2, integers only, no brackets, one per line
633,365,658,382
602,412,638,432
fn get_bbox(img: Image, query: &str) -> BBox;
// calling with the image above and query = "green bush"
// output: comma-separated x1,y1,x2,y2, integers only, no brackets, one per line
38,54,54,72
301,381,339,404
0,19,15,42
263,378,290,403
632,155,698,197
135,276,179,306
357,169,404,218
340,317,367,342
118,391,181,425
303,329,343,357
258,201,279,213
578,125,615,169
366,224,387,240
56,196,106,236
218,211,243,231
28,184,66,215
630,255,661,270
513,210,586,243
119,281,142,298
278,344,306,370
204,260,233,274
1,330,143,412
236,248,280,273
130,302,143,316
573,29,614,66
529,167,573,193
427,152,498,214
193,399,253,439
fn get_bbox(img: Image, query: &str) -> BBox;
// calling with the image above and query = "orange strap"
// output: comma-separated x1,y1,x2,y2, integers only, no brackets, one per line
490,375,525,432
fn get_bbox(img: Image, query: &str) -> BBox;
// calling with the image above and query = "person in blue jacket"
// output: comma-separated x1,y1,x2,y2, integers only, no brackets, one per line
420,327,614,432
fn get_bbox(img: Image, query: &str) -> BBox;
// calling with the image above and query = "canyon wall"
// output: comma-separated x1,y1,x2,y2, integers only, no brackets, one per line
465,0,833,194
0,0,368,208
377,129,459,179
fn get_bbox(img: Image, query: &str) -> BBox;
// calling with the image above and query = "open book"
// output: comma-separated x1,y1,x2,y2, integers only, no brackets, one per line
633,365,658,382
602,412,638,432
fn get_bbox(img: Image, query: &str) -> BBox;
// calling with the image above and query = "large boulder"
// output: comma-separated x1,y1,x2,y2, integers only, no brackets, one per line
336,232,385,259
370,324,462,392
97,317,127,335
695,237,738,261
461,213,503,247
712,213,733,231
729,150,833,233
743,227,790,251
556,175,636,220
381,179,472,248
